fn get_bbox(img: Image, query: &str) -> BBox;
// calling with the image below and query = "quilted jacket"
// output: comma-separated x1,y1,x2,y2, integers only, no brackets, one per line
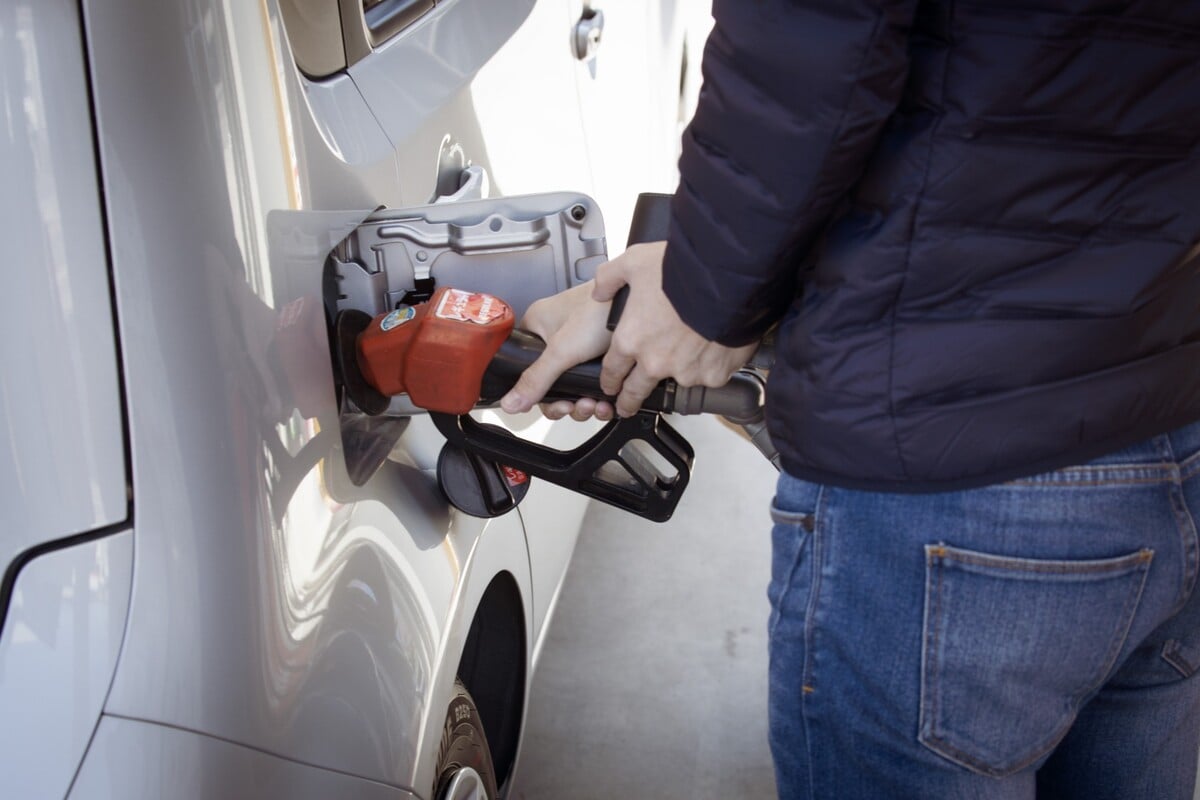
663,0,1200,490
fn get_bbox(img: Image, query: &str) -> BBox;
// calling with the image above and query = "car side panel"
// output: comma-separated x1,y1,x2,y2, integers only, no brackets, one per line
0,0,127,574
0,532,132,800
348,0,536,152
74,0,687,791
70,716,419,800
571,0,685,246
81,0,533,789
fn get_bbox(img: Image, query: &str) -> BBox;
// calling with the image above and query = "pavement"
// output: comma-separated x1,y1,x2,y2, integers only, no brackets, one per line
511,415,780,799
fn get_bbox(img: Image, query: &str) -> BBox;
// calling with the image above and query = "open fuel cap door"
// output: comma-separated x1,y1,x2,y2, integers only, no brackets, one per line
325,189,611,479
326,190,698,522
324,190,768,522
328,191,607,356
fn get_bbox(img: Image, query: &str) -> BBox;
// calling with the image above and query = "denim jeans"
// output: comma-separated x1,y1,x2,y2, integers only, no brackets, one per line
768,420,1200,799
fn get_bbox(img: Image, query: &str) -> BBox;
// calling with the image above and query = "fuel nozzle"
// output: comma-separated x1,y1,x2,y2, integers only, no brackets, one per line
361,287,515,413
333,290,772,523
333,290,699,522
330,193,777,523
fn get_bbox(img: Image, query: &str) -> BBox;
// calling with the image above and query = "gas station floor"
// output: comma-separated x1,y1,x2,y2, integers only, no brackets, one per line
511,415,779,799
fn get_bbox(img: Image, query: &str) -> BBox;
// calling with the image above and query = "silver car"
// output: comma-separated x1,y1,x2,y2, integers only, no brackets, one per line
0,1,698,797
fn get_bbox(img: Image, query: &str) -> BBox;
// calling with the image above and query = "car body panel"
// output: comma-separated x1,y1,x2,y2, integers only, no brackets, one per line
2,0,693,796
451,2,594,207
574,2,686,245
0,532,133,800
77,0,560,791
69,715,419,800
516,472,592,661
348,0,536,151
295,68,396,167
0,0,127,579
84,0,420,784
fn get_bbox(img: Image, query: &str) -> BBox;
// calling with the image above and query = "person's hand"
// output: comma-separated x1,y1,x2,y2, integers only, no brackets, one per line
499,281,616,421
593,242,758,418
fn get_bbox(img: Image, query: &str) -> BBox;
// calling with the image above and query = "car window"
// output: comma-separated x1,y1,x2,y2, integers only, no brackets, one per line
278,0,434,78
362,0,434,45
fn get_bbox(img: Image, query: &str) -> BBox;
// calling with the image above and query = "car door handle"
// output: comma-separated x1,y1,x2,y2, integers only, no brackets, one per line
573,7,604,61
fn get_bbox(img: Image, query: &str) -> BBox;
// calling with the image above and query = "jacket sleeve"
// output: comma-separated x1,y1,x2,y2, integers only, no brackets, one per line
663,0,919,346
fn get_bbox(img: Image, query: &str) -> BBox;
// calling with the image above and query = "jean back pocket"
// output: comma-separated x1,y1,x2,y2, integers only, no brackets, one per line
919,544,1153,777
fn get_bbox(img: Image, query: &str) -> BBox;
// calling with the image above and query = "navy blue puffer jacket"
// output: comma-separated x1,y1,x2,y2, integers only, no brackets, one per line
663,0,1200,490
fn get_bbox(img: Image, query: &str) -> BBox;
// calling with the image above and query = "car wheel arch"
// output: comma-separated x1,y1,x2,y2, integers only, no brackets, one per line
456,570,526,792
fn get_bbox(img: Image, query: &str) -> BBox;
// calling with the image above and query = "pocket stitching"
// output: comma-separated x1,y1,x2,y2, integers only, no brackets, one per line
1005,471,1175,488
769,503,815,526
767,487,825,666
767,504,818,643
1161,639,1200,679
919,545,1154,777
1181,449,1200,481
932,545,1154,575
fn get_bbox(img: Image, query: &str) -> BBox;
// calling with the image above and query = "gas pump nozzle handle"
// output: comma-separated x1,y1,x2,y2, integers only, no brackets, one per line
479,329,766,423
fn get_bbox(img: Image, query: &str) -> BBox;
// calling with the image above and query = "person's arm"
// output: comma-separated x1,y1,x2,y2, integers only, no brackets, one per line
663,0,920,347
502,0,919,417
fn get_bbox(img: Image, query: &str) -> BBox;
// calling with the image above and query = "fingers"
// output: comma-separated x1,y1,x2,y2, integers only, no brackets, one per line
500,348,570,414
615,365,661,418
599,345,636,397
539,398,597,422
539,400,575,420
571,398,599,421
537,398,614,422
591,258,629,303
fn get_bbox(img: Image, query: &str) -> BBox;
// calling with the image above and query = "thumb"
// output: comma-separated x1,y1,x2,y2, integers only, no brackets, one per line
500,350,567,414
591,258,629,303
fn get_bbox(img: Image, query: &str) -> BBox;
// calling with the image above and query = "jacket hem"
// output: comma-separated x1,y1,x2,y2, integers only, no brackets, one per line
778,412,1200,494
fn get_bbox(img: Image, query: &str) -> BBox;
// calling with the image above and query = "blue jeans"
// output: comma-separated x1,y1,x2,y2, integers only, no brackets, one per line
768,420,1200,799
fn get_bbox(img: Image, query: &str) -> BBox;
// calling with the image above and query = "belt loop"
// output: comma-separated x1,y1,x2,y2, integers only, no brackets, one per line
1160,434,1177,465
1165,419,1200,468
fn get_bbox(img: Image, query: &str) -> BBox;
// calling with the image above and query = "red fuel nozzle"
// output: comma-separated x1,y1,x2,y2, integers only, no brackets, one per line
333,282,769,522
356,286,515,415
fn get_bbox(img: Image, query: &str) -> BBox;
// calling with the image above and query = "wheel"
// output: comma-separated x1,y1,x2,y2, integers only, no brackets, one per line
433,679,499,800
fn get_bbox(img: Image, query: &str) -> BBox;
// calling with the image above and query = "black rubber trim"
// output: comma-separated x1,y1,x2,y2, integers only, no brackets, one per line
80,0,135,536
0,522,133,643
0,0,137,641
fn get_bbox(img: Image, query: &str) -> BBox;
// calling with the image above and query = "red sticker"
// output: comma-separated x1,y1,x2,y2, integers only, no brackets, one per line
435,289,507,325
500,465,529,487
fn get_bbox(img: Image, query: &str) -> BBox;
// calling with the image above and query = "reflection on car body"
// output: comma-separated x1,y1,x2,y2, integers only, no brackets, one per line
0,0,699,798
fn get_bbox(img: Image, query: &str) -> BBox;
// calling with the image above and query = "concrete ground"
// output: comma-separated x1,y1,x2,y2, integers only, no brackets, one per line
511,415,779,800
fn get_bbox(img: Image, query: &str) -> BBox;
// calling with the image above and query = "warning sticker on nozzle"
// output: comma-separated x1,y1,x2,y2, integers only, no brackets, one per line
380,306,416,332
435,289,508,325
500,465,529,487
